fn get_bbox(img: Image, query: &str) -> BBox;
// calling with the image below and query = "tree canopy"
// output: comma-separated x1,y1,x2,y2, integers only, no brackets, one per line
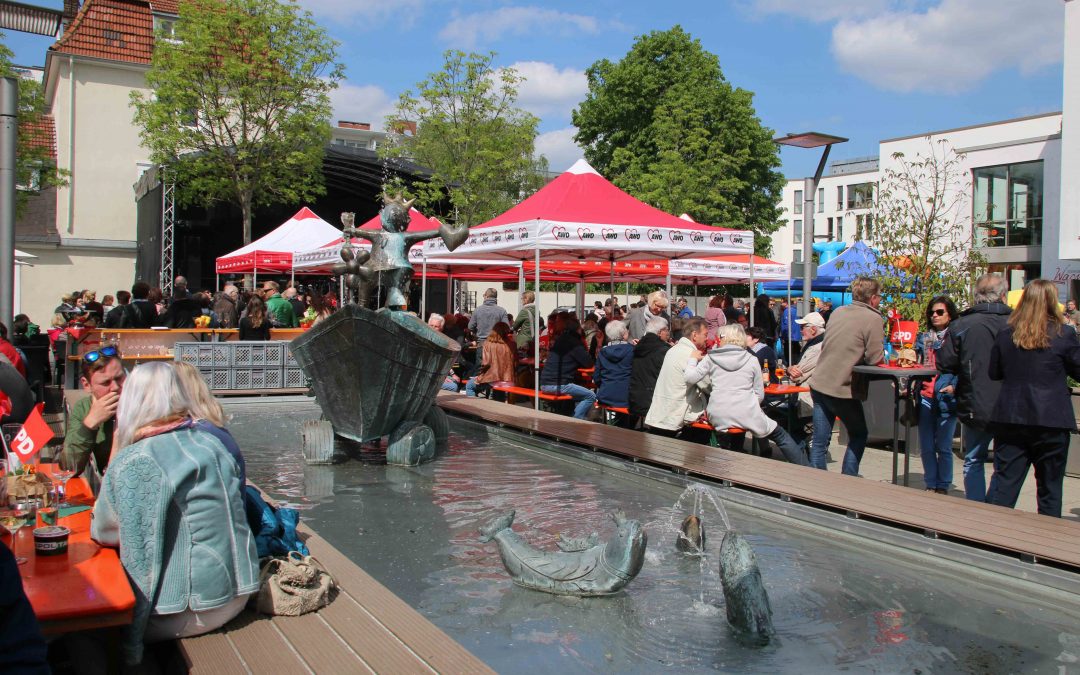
862,138,984,330
131,0,343,245
382,50,547,229
572,26,784,255
1,32,67,215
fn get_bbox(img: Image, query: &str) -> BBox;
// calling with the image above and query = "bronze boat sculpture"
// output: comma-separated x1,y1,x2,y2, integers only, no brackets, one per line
478,510,648,596
292,196,467,466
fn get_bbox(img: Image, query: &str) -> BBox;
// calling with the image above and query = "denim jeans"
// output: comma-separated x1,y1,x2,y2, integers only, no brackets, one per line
809,389,868,475
465,377,480,396
961,423,996,502
918,395,957,490
541,383,596,419
440,377,459,393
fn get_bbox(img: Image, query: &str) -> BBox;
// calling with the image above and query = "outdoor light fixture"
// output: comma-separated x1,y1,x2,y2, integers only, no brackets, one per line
774,131,848,314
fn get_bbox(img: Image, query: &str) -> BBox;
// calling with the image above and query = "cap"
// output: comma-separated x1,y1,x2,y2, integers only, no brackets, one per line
796,312,826,329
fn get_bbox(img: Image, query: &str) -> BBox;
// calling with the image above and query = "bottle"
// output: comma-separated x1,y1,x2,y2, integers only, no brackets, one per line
884,341,896,366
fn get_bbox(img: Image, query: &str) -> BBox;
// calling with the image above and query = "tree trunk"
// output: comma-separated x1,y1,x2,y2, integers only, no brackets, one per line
241,193,253,289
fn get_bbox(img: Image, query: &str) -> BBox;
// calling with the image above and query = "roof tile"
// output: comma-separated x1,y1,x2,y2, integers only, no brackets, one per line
149,0,178,14
20,115,57,160
51,0,154,65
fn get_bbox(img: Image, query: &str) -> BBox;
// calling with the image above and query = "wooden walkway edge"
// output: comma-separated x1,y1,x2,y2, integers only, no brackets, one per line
436,393,1080,573
178,496,494,674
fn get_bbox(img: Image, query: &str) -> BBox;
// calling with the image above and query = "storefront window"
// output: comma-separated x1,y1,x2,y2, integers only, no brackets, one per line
973,161,1043,247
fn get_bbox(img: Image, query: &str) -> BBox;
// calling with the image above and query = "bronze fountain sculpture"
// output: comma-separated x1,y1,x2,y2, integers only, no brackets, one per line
290,195,469,466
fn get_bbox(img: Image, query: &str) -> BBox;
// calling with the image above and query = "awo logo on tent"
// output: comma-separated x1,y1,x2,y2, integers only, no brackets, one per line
668,231,685,243
624,229,641,241
577,227,596,241
647,229,663,242
689,232,705,243
710,232,726,245
519,227,529,240
552,226,571,239
601,228,618,241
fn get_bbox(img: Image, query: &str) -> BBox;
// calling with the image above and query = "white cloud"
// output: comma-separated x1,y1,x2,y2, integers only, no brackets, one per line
439,7,600,49
328,82,397,131
296,0,423,26
535,127,584,172
832,0,1063,93
748,0,1064,94
501,61,588,119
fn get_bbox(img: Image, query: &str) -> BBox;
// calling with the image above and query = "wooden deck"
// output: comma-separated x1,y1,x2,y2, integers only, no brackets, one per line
178,508,494,674
436,393,1080,572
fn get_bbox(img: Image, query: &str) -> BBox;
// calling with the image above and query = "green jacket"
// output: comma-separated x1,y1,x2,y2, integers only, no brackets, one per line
512,304,537,348
63,395,114,477
265,293,297,328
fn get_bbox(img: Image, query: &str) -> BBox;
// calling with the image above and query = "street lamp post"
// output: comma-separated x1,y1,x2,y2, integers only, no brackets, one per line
0,77,18,332
774,132,848,315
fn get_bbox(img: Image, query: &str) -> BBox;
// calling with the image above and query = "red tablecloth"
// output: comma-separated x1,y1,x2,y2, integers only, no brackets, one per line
12,465,135,635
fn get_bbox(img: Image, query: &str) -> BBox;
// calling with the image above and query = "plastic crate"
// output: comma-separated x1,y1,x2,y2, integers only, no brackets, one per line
231,342,286,368
284,367,308,388
231,367,284,390
199,369,231,391
283,342,299,369
175,343,231,369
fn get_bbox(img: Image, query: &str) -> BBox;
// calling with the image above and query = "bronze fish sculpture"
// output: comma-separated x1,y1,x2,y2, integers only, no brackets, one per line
718,531,774,643
675,514,705,554
479,510,647,596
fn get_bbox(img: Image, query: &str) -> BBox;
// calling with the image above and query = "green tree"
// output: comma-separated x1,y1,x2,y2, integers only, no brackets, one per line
861,138,985,331
1,33,67,215
572,26,785,256
382,50,547,228
131,0,344,245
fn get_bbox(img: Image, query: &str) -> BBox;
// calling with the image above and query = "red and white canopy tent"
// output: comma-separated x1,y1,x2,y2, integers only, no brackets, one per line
215,207,342,285
423,159,756,408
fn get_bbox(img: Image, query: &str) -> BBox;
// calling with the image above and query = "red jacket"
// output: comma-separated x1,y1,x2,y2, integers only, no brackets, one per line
0,339,25,377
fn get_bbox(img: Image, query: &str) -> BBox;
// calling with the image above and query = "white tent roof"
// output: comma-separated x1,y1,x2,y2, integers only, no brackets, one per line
216,207,342,273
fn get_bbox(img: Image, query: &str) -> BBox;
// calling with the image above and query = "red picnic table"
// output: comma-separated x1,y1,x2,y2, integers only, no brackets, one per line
14,465,135,635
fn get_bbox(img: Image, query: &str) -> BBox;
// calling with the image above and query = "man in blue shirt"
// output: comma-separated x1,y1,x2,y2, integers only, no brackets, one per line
675,297,694,319
779,300,801,364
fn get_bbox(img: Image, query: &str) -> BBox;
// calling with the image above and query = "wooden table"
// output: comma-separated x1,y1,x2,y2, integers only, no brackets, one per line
15,466,135,635
852,365,938,486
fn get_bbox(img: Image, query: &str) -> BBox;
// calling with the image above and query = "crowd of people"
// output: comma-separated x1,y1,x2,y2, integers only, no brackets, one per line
431,276,1076,520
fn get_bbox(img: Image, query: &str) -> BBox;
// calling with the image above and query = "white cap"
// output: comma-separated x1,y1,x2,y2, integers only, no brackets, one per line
796,312,826,329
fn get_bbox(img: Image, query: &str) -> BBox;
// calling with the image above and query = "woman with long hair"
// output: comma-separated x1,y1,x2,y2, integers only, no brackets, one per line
917,295,959,494
308,288,335,325
704,295,727,345
539,316,596,419
92,363,258,663
465,322,516,397
173,362,246,486
239,295,271,340
988,279,1080,517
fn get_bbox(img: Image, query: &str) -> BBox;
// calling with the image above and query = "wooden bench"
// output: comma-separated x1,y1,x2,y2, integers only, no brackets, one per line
177,493,494,674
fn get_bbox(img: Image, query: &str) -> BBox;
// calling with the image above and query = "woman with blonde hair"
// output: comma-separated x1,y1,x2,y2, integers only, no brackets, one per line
92,363,258,663
466,322,516,397
173,362,246,485
684,323,808,466
988,279,1080,517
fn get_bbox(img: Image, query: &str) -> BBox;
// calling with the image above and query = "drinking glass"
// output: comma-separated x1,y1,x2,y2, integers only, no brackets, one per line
38,486,58,527
51,455,77,509
1,501,33,564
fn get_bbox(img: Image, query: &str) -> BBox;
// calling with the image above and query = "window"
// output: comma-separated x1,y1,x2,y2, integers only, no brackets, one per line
973,160,1043,247
793,250,803,263
836,216,843,241
826,217,833,241
847,183,874,209
856,213,873,240
818,187,824,213
16,165,40,192
154,15,179,41
837,185,843,210
793,190,803,215
793,220,802,244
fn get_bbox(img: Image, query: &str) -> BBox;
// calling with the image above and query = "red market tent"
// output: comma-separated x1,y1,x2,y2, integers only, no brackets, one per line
423,159,753,261
215,207,342,275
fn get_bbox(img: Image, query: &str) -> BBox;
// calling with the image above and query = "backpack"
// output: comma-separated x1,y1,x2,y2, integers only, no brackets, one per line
243,486,308,558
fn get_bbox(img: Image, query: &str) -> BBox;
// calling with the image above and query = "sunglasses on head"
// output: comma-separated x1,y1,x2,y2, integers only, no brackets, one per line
83,345,120,364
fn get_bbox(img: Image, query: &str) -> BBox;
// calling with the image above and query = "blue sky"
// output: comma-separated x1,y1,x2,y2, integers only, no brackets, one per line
2,0,1067,179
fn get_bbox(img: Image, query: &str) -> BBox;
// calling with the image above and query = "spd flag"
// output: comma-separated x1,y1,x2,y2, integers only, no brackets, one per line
9,404,55,462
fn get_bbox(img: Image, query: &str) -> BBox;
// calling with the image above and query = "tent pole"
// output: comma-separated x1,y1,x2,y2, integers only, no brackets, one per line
625,282,629,309
693,280,698,316
421,258,428,317
534,247,541,412
609,255,615,302
666,272,672,300
749,254,755,329
216,274,220,293
577,276,585,322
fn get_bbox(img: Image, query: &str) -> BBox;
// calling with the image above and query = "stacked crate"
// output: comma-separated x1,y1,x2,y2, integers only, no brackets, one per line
174,341,306,391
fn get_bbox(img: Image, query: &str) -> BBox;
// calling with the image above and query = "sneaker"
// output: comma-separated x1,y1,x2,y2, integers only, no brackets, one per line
934,488,948,495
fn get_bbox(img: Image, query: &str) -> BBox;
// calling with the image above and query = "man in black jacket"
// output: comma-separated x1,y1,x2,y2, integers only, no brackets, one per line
628,316,671,428
936,273,1010,502
127,281,158,329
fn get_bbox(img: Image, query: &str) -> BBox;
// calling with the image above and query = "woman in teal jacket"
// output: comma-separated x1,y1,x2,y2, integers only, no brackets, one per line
92,362,259,665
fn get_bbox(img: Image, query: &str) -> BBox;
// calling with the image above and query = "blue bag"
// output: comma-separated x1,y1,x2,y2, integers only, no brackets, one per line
243,486,309,558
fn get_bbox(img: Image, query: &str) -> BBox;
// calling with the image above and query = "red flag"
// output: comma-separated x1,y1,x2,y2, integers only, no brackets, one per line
9,404,55,462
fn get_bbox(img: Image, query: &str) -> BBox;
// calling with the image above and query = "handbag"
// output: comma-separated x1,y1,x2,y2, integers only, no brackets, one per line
255,551,335,616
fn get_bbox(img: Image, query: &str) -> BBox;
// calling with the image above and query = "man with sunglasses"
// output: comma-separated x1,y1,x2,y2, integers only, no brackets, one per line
63,346,126,476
